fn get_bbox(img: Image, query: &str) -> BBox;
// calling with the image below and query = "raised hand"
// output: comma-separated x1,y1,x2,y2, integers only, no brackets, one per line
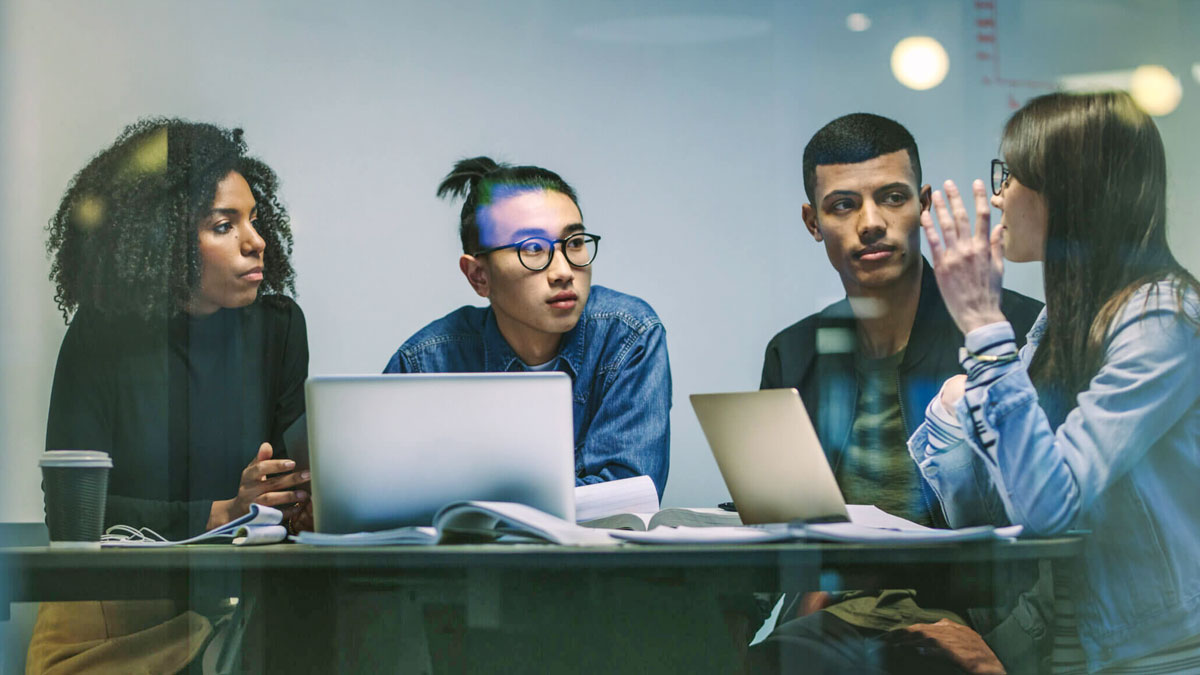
920,179,1008,335
207,442,311,530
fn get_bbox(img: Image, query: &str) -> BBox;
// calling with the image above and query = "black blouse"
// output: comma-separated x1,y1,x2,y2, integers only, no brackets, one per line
45,296,308,539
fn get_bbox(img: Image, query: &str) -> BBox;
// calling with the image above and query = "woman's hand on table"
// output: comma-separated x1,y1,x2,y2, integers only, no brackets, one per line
207,442,311,530
921,179,1008,335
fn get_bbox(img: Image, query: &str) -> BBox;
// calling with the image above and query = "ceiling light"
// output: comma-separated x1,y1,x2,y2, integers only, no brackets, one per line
1130,64,1182,116
891,36,949,91
846,13,871,32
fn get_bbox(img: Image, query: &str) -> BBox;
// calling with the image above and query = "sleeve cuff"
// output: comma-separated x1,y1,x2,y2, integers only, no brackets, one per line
924,391,964,451
964,321,1017,354
929,393,961,429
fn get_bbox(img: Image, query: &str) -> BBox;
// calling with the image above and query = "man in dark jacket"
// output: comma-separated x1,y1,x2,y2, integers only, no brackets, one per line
749,113,1049,674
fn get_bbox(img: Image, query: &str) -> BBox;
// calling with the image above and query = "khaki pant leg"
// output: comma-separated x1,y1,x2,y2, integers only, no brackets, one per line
26,601,212,675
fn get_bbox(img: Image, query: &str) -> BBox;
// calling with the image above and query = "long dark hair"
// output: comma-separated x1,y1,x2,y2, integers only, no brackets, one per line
46,118,295,321
436,156,581,253
1001,91,1198,413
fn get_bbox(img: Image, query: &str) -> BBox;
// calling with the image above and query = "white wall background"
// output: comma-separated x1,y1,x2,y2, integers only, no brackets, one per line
2,0,1198,523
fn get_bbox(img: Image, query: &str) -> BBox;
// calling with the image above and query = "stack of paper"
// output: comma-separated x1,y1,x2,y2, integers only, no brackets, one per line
288,501,1024,548
294,526,438,546
609,506,1023,545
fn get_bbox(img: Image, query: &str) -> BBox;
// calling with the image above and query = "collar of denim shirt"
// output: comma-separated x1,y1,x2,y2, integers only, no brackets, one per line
480,306,583,380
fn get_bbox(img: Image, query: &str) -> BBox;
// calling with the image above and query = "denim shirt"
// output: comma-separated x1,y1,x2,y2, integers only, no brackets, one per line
383,285,670,498
909,281,1200,670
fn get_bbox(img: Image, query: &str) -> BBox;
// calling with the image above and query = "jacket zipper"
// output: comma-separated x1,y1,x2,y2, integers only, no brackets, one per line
832,376,857,474
898,370,939,526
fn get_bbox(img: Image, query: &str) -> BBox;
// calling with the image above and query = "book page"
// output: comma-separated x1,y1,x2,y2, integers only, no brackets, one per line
611,525,794,544
844,505,931,531
799,523,1023,543
613,523,1023,545
574,475,660,523
582,507,742,530
436,501,619,546
578,512,654,530
648,508,742,529
293,526,439,546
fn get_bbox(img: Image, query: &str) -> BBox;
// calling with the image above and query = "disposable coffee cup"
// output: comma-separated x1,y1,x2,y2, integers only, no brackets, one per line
40,450,113,549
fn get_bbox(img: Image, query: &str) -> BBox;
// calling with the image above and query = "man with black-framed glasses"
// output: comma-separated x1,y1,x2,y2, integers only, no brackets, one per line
382,157,670,497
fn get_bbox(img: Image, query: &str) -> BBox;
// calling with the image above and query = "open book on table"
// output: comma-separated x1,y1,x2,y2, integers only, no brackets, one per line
294,499,1022,547
293,474,726,546
574,475,742,530
291,476,1023,546
573,477,1023,543
580,508,742,531
610,505,1024,545
101,504,288,547
293,500,618,547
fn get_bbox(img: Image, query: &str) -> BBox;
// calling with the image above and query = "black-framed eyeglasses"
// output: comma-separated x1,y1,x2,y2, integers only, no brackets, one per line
472,233,602,272
991,159,1010,196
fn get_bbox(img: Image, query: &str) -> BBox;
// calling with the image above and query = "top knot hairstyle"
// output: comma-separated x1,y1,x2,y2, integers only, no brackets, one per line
802,113,922,203
436,156,581,254
46,118,296,322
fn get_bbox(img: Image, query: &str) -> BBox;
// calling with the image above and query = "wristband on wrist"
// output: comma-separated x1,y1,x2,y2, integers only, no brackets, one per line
959,346,1019,363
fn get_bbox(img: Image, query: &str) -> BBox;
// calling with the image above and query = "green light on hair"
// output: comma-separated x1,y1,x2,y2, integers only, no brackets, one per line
121,126,168,177
72,194,105,231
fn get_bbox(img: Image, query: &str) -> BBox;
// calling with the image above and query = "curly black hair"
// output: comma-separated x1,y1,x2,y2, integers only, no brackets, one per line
46,118,296,321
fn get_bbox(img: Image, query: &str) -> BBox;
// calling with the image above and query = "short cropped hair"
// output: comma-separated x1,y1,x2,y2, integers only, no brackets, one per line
802,113,922,203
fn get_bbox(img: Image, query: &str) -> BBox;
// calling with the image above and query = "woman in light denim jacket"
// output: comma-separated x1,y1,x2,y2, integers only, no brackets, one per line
908,91,1200,672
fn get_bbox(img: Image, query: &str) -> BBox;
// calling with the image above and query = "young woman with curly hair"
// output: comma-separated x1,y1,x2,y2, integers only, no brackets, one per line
29,119,310,673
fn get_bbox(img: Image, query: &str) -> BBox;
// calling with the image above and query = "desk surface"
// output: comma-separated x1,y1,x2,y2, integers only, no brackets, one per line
1,537,1082,570
1,538,1081,605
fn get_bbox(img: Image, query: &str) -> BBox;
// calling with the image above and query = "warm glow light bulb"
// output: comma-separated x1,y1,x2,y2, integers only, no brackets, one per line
1130,64,1182,116
891,36,949,91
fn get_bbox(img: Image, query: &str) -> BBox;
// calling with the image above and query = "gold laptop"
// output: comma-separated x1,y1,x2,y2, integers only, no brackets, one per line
690,389,850,525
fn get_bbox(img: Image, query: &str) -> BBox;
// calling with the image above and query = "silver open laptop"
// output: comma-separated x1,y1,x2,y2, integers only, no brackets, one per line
305,373,576,533
690,389,849,525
